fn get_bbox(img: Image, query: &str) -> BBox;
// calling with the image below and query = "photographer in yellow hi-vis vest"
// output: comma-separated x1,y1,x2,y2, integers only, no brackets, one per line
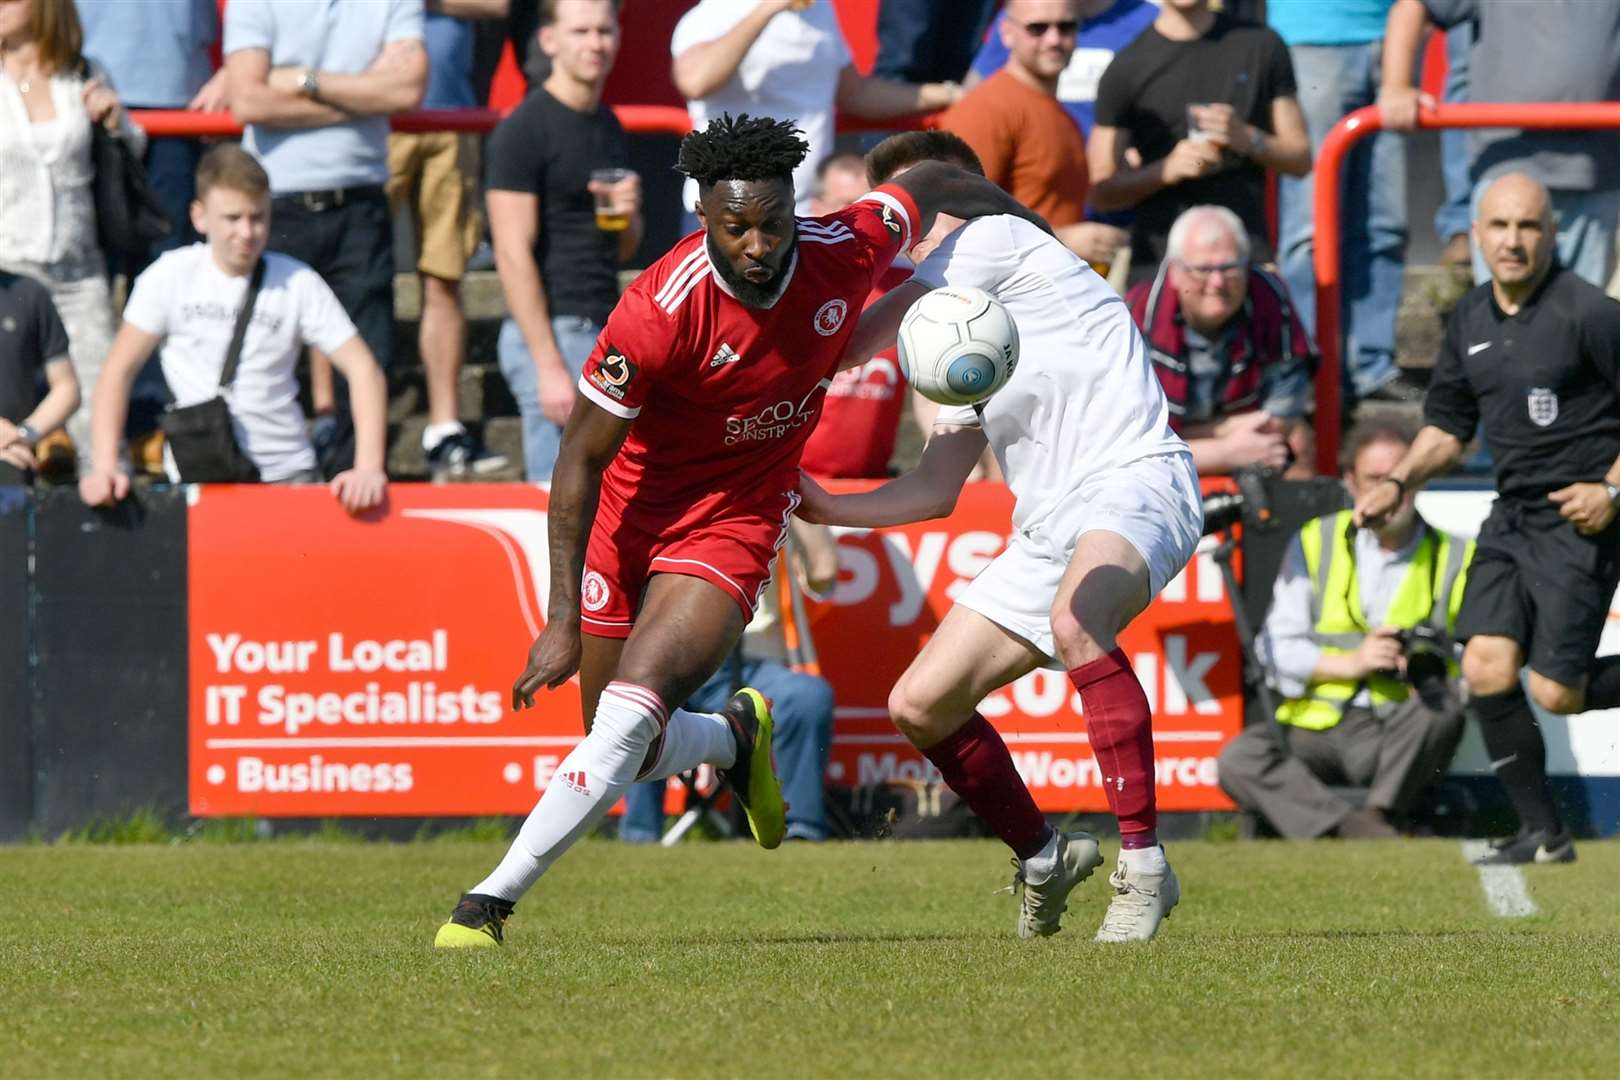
1218,420,1473,838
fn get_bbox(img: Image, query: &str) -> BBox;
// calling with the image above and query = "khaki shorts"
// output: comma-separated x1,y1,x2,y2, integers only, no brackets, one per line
386,131,481,281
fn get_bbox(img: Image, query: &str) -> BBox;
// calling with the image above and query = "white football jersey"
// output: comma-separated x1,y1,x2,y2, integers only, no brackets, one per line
916,215,1188,536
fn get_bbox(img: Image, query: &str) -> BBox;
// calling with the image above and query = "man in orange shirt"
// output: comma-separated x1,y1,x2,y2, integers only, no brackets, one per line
940,0,1127,269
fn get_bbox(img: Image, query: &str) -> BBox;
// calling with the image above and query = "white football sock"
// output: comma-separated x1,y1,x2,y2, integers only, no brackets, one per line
1120,844,1168,874
1020,829,1061,884
470,682,665,902
638,708,736,781
421,420,465,452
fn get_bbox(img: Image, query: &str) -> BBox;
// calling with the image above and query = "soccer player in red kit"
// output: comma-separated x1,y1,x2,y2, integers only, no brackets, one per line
435,115,1047,947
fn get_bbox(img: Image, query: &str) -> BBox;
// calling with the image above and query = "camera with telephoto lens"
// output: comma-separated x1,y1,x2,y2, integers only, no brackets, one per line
1393,626,1453,711
1200,463,1284,537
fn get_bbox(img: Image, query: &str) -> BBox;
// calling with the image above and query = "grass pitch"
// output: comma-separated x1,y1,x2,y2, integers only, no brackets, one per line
3,837,1617,1078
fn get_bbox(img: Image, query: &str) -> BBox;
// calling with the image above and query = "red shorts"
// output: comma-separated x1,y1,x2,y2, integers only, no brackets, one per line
579,492,800,638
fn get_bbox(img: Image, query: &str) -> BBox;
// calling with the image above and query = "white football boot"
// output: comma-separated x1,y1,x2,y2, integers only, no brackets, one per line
1014,830,1104,939
1094,854,1180,943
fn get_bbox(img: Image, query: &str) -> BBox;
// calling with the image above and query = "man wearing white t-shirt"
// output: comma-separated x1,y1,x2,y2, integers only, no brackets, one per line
79,145,388,513
670,0,963,217
798,131,1203,943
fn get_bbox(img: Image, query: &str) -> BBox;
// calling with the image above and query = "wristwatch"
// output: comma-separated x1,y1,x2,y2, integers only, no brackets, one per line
14,422,37,446
298,67,321,100
1603,481,1620,505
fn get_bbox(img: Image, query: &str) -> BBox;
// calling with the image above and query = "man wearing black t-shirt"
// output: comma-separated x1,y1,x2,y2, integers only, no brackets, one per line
1357,174,1620,865
487,0,641,481
0,272,80,485
1088,0,1311,283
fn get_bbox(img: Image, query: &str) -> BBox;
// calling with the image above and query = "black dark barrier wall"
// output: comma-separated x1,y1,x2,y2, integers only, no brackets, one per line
0,485,30,839
1238,476,1354,627
31,486,188,836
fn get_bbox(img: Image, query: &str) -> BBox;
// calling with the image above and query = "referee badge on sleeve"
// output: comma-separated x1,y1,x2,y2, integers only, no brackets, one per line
1527,386,1558,427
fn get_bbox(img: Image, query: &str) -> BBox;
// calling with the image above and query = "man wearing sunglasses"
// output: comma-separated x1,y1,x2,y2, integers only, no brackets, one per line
941,0,1130,270
1127,204,1314,477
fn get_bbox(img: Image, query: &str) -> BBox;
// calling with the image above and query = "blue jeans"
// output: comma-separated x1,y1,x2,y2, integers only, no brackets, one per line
871,0,998,82
1435,23,1474,243
1278,42,1408,397
497,314,600,482
620,656,836,843
1469,180,1620,289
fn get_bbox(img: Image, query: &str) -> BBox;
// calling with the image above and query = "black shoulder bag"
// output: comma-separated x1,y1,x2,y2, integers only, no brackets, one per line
160,259,265,483
80,61,170,258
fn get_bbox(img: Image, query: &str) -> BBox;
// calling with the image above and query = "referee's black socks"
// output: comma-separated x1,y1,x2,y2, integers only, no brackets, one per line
1584,656,1620,712
1469,686,1561,834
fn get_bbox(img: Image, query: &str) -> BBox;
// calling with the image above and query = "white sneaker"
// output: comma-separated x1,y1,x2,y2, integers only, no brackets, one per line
1094,857,1180,943
1014,831,1103,939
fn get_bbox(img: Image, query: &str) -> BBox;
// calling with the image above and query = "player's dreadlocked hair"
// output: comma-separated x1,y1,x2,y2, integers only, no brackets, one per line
676,113,810,189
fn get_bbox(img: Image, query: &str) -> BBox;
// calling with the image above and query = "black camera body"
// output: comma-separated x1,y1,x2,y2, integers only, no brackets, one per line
1393,625,1453,711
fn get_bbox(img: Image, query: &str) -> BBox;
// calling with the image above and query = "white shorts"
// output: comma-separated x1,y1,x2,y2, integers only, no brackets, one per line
955,452,1203,662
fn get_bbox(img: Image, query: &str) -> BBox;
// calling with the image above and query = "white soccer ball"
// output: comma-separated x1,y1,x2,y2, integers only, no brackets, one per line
896,286,1019,407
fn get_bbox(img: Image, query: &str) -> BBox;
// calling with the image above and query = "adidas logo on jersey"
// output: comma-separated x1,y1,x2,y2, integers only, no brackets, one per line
558,770,590,795
709,343,741,368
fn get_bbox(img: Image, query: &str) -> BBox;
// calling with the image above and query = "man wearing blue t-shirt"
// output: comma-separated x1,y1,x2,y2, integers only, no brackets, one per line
968,0,1157,141
1268,0,1414,406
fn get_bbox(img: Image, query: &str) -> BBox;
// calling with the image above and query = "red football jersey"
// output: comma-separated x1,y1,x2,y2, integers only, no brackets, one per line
578,185,922,532
801,263,914,479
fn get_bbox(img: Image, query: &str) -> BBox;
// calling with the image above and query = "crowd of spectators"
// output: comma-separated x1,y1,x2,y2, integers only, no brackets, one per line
7,0,1620,839
6,0,1608,489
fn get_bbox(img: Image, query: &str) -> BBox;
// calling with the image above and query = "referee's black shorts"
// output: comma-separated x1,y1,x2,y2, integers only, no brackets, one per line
1455,499,1620,684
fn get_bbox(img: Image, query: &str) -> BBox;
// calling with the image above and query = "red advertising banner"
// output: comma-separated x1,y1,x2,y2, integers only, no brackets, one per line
188,483,1241,816
813,482,1240,812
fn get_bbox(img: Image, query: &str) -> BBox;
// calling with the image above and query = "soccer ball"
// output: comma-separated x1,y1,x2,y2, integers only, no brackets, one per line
896,286,1019,407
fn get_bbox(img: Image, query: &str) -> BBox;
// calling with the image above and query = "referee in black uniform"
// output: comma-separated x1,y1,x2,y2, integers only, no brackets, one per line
1356,173,1620,865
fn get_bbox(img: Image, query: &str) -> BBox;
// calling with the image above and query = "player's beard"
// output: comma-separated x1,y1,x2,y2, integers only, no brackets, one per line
707,231,798,309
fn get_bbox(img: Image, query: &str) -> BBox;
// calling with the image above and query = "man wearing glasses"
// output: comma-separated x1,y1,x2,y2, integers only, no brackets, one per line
1127,204,1314,476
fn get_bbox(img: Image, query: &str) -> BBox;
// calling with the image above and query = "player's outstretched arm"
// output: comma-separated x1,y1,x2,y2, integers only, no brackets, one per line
513,399,631,709
796,423,986,528
887,160,1052,241
1353,424,1463,528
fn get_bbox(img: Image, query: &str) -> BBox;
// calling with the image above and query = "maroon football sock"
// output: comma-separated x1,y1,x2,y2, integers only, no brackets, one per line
1070,648,1158,849
921,712,1050,859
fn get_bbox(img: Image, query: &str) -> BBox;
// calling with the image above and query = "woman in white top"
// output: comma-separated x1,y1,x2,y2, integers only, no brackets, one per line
0,0,141,463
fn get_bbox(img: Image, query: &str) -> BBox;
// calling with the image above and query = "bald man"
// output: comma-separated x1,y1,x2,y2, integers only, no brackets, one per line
1357,173,1620,865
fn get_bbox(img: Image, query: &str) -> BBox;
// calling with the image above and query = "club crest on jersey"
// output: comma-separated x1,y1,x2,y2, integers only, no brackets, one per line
880,203,901,235
581,570,611,612
814,298,849,336
588,347,637,401
1527,386,1558,427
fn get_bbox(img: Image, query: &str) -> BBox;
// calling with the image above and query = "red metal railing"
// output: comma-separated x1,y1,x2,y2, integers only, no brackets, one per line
127,104,939,140
1313,101,1620,474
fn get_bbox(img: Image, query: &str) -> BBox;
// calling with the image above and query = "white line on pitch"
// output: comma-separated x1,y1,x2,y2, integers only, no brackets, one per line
1459,840,1539,918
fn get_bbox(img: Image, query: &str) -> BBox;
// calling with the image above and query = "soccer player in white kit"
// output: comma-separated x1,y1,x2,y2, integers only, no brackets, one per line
797,132,1203,942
